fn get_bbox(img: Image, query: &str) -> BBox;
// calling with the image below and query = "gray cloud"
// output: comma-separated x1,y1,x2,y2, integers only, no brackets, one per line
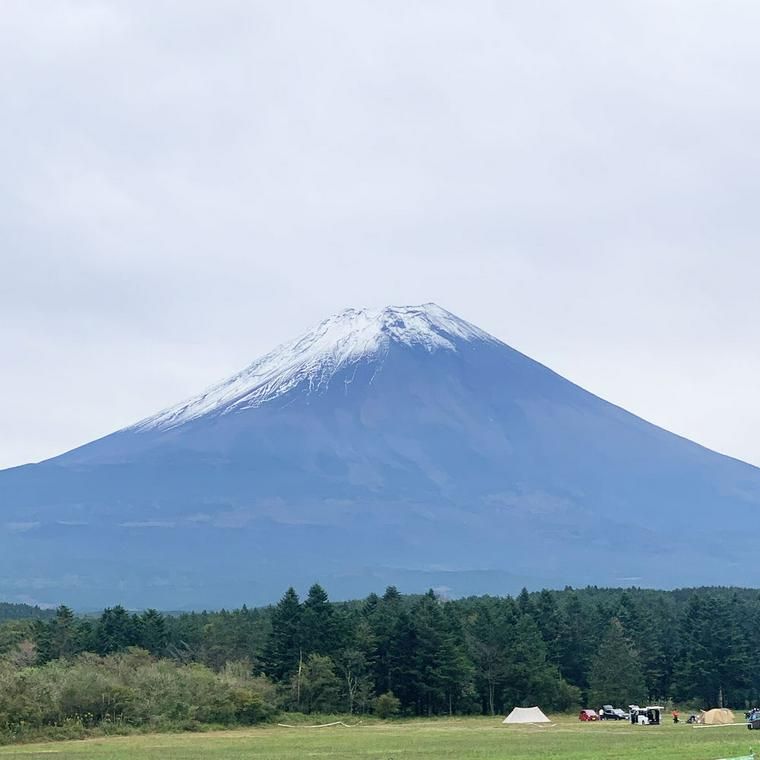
2,1,759,468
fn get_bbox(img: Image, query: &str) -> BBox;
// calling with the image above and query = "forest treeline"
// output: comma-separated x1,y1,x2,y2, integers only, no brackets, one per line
1,585,759,742
0,602,53,623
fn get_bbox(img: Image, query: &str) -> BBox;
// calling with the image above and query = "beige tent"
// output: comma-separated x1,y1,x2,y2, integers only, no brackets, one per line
502,706,551,724
698,708,735,725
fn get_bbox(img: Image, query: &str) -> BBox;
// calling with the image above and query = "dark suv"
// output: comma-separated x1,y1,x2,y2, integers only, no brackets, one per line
601,705,627,720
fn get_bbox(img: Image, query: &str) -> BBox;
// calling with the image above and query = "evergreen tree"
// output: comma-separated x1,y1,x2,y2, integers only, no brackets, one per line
588,618,646,706
411,592,449,715
301,584,340,657
517,588,535,617
262,588,302,680
438,602,472,714
136,609,168,655
387,609,421,713
719,594,751,707
616,592,665,698
368,587,403,696
503,614,563,709
748,596,760,704
95,606,137,654
34,605,78,663
557,590,594,693
675,594,750,706
382,586,401,603
466,599,515,715
534,590,563,666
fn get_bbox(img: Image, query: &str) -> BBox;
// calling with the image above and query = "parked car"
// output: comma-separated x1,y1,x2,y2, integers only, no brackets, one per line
579,709,599,721
747,708,760,730
600,705,627,720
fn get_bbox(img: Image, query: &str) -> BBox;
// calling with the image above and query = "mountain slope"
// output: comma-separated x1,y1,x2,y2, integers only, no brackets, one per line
1,304,759,608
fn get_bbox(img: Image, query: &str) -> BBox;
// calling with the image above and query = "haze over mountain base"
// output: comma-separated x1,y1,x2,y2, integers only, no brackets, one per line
1,304,758,608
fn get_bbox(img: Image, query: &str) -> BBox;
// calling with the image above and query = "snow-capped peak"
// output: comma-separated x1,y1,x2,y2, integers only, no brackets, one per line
134,304,495,431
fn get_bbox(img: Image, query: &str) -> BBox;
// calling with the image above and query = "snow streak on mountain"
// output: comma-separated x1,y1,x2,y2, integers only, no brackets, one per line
1,304,759,609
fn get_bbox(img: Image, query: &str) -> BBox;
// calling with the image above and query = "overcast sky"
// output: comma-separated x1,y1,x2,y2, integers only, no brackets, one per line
2,1,759,470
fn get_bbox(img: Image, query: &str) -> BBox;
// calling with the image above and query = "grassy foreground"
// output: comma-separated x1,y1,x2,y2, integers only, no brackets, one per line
0,716,754,759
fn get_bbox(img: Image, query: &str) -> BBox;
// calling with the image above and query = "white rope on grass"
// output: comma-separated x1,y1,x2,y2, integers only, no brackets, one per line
693,723,748,728
277,720,362,728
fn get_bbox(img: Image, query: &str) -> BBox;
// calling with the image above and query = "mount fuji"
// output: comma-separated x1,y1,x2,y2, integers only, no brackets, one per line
1,304,759,608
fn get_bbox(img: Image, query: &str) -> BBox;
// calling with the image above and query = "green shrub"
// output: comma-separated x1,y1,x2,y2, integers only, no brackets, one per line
0,648,278,741
374,692,401,719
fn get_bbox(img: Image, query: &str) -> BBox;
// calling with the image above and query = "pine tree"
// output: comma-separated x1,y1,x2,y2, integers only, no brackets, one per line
503,614,562,708
95,606,137,654
517,588,535,618
136,609,168,655
408,592,447,715
616,592,664,698
369,586,403,696
748,595,760,704
466,600,512,715
718,594,751,707
534,590,563,666
34,605,78,663
301,583,340,657
557,590,594,692
262,588,302,680
672,594,749,706
438,602,472,714
382,586,401,603
588,618,646,706
388,608,424,714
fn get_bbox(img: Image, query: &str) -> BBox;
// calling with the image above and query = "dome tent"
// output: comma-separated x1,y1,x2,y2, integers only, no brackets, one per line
502,707,551,724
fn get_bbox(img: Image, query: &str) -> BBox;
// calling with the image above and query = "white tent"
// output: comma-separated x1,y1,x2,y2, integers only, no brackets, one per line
502,706,551,724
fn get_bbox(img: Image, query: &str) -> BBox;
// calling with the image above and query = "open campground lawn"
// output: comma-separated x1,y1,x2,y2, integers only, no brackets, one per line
0,716,754,760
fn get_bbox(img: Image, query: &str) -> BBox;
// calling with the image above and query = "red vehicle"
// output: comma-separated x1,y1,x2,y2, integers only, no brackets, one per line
579,709,599,721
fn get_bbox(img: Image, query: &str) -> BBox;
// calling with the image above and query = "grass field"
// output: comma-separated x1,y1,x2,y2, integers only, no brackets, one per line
0,716,754,760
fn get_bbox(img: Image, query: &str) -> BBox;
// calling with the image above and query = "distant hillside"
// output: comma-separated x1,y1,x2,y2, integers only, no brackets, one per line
0,601,54,622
